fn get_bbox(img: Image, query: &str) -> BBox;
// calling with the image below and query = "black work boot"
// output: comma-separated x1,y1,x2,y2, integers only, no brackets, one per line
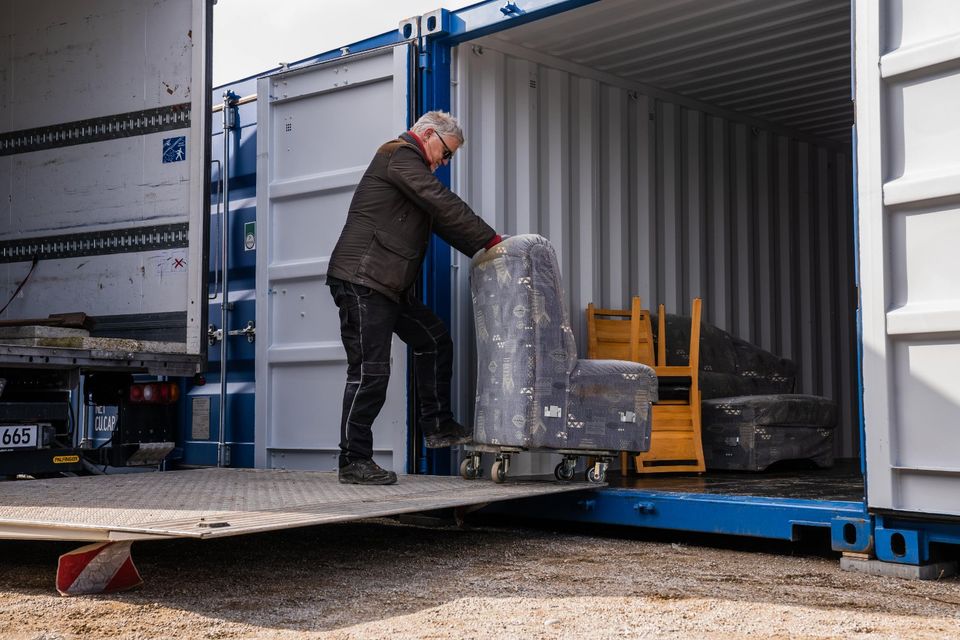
338,459,398,485
425,422,473,449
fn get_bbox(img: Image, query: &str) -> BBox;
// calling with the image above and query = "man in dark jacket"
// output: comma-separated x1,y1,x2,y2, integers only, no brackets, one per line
327,111,501,485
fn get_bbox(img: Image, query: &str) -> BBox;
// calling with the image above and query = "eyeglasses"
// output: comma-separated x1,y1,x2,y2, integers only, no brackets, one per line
434,132,454,161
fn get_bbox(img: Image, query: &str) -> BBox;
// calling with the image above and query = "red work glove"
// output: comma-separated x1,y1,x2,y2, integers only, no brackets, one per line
484,234,505,251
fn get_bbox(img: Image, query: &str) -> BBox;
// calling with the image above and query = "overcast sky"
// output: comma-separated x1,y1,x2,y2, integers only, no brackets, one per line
213,0,476,85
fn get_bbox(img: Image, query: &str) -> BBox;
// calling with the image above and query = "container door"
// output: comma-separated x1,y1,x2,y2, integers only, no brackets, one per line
0,0,210,360
855,2,960,516
255,45,415,472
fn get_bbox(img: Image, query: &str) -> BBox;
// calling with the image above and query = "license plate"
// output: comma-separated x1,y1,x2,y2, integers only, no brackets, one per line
0,425,39,449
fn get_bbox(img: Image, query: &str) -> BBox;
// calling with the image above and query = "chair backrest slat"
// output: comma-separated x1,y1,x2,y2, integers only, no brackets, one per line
587,297,655,364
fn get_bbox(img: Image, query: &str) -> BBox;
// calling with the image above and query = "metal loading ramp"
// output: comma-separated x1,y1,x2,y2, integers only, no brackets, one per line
0,468,592,542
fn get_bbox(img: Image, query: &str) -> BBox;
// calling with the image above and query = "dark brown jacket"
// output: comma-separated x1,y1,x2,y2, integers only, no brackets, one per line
327,132,496,302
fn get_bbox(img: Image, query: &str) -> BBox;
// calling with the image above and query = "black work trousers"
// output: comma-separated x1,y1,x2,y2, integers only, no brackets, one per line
328,278,456,468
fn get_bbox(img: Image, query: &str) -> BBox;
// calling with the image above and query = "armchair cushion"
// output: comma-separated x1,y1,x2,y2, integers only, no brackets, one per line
701,394,837,471
562,359,656,452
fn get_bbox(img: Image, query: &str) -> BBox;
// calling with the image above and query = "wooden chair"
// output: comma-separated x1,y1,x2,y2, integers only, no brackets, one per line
585,297,705,474
635,298,705,473
586,298,654,473
586,297,654,364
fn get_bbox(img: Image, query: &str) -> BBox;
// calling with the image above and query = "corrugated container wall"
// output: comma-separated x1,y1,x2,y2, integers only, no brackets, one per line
452,41,858,457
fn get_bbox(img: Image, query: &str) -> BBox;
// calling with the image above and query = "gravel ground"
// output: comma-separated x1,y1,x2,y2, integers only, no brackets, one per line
1,517,959,639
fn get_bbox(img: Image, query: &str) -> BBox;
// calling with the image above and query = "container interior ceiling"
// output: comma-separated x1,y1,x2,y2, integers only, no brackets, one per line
453,0,859,462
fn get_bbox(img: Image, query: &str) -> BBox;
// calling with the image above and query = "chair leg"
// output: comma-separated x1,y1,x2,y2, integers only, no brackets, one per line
619,451,630,477
633,453,647,472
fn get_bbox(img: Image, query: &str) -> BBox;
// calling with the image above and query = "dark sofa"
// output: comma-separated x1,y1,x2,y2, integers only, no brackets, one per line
654,314,837,471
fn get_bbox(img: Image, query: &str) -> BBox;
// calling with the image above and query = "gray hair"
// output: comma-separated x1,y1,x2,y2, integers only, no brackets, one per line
411,111,464,145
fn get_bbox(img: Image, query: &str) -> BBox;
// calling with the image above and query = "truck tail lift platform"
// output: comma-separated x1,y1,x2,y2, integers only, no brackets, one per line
0,468,590,595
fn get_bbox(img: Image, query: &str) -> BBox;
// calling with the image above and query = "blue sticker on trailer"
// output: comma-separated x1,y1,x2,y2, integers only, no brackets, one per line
163,136,187,163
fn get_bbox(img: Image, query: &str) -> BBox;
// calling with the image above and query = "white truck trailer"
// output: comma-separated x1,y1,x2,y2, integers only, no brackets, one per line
0,0,211,475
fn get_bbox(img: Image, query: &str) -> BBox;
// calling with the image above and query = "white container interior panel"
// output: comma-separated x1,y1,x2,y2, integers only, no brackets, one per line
0,133,192,238
453,41,858,457
884,72,960,205
888,204,960,322
268,191,354,265
264,353,408,473
268,279,339,346
268,362,349,451
890,338,960,471
3,0,193,130
256,46,412,472
856,0,960,515
0,249,189,320
886,0,960,55
270,77,399,180
895,473,960,519
266,362,404,473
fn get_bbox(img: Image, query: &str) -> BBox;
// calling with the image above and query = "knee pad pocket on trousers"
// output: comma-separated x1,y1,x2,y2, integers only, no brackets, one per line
361,361,391,377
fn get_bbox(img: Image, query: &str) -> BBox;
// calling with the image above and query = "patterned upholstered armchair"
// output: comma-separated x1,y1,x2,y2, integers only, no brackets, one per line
468,235,657,481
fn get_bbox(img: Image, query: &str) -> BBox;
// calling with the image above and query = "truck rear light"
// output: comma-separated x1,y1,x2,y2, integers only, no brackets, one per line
128,383,179,405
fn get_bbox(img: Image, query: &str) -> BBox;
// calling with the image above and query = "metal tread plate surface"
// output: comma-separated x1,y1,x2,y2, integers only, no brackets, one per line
0,468,594,541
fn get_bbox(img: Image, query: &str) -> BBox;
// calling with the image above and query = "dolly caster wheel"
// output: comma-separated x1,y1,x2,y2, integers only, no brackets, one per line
491,455,510,484
460,456,480,480
554,457,576,482
586,460,609,484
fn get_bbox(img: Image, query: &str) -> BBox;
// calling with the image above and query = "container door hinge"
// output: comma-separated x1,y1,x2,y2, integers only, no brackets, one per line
418,51,430,69
228,320,257,343
208,324,223,346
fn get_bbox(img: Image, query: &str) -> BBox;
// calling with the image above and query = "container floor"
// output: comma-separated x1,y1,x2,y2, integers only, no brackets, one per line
612,458,863,502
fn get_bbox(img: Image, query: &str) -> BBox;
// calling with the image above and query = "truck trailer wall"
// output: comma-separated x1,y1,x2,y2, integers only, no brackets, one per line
451,40,857,471
0,0,210,354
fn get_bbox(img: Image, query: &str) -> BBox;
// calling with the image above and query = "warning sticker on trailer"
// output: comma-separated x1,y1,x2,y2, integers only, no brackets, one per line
162,136,187,163
192,397,211,440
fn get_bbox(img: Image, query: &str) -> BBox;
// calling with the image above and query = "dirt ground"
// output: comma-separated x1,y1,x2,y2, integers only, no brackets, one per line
1,517,959,640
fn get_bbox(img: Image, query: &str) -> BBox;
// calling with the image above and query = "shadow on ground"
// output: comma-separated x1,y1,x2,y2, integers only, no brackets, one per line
2,516,959,637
